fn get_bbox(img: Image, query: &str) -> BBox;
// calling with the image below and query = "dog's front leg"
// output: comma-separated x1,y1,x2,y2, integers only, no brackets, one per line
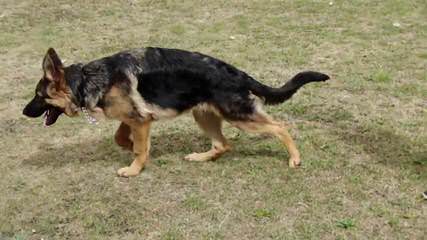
117,120,151,177
114,122,133,151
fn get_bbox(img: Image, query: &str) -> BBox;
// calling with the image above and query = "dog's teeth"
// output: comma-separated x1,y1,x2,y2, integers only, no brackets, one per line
42,110,48,125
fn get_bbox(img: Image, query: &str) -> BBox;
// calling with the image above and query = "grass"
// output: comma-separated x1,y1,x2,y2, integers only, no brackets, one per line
371,69,392,83
336,219,356,229
0,0,426,239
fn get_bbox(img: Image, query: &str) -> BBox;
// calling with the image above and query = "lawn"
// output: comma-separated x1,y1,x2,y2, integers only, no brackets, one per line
0,0,426,239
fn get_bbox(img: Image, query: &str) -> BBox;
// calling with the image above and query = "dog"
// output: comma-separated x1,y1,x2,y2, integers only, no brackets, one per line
23,47,329,177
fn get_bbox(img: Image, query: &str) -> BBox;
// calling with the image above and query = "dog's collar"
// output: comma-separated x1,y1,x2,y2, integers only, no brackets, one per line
81,107,99,125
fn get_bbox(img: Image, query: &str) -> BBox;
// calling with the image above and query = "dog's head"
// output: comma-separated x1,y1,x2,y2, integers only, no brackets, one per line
23,48,78,126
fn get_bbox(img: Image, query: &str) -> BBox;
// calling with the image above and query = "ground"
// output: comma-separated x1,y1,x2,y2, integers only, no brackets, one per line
0,0,426,239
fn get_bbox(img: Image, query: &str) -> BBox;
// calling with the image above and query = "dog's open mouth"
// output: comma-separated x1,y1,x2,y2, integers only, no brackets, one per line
43,107,63,126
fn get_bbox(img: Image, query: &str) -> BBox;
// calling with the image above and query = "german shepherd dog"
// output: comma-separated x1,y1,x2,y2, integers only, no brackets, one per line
23,47,329,177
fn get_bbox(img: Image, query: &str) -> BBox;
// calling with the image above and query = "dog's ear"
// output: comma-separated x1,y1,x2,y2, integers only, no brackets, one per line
42,48,64,83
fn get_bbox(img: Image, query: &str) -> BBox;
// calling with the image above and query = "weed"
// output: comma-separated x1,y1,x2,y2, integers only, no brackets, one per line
336,219,355,229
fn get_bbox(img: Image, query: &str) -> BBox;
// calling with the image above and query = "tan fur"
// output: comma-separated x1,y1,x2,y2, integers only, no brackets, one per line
103,86,138,120
45,78,78,117
184,109,231,161
114,122,133,151
117,119,151,177
42,51,78,116
193,103,223,117
125,69,179,120
229,113,301,168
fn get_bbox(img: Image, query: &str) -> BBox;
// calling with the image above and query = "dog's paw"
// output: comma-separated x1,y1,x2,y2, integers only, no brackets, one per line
117,166,141,177
288,157,301,168
184,152,211,162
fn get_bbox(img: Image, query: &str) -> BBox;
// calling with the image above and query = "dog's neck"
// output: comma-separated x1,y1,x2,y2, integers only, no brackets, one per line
64,62,111,113
64,63,86,108
64,64,102,124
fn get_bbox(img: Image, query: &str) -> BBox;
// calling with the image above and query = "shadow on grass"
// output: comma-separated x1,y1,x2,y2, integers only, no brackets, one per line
335,124,426,174
22,130,287,168
22,131,198,168
309,109,426,176
291,103,426,175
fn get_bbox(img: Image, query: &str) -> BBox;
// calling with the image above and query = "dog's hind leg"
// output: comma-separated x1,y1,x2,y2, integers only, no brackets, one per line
229,111,301,168
114,122,133,151
184,109,231,162
117,120,151,177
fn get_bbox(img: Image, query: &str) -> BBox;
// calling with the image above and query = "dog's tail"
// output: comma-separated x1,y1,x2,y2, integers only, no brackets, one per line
247,71,330,105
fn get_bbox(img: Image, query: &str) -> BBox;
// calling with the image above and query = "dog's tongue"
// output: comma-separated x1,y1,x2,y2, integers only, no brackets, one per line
44,107,63,126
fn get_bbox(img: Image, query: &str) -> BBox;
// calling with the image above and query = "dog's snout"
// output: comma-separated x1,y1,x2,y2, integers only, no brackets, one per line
23,97,47,118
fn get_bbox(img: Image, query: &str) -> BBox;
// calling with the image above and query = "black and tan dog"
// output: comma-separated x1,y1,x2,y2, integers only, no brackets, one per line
23,47,329,177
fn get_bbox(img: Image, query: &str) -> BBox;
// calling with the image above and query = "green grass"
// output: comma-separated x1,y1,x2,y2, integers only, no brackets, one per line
0,0,426,239
182,194,208,212
371,69,392,83
252,208,275,220
336,219,356,229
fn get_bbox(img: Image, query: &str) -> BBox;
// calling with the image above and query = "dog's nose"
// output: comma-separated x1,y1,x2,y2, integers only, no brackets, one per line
23,104,36,117
22,107,29,116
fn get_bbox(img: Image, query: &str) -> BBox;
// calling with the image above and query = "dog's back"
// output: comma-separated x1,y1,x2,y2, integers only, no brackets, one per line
136,47,329,120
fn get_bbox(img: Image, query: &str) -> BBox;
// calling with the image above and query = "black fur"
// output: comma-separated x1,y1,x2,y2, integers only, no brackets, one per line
68,51,143,109
247,71,330,104
135,47,329,119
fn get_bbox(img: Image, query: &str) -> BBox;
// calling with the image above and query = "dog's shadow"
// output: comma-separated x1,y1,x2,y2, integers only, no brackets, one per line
22,130,281,168
335,124,426,170
23,114,426,175
311,106,426,174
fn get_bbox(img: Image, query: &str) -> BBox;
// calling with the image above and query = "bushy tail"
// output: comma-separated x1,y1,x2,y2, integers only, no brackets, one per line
247,71,330,105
